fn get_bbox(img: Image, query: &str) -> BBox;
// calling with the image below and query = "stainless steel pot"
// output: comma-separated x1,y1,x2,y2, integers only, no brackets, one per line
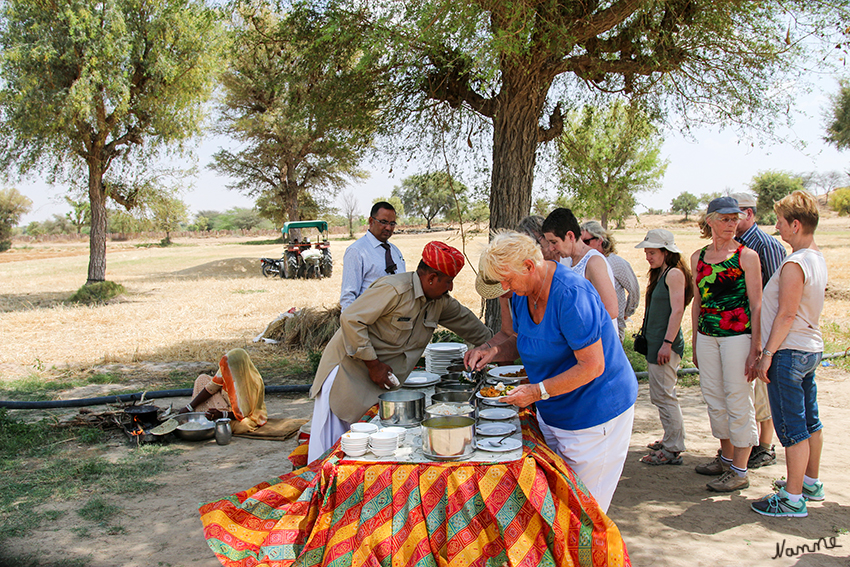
378,390,425,426
421,416,475,457
430,391,473,404
425,402,475,421
172,412,215,441
440,372,468,382
435,382,474,395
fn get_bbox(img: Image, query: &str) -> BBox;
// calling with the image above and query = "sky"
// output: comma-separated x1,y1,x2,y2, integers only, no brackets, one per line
15,78,849,226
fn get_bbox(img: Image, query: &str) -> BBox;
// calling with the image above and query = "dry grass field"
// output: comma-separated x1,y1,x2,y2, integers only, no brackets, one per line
3,212,850,385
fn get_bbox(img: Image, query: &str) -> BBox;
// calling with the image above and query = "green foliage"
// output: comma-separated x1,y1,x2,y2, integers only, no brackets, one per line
671,192,700,220
146,194,189,244
67,281,126,305
211,2,383,225
825,79,850,151
392,171,468,229
829,187,850,216
431,329,464,344
0,187,32,250
557,101,667,229
749,171,805,224
699,191,724,207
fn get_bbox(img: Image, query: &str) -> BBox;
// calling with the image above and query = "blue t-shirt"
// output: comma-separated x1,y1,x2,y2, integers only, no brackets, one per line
511,262,637,430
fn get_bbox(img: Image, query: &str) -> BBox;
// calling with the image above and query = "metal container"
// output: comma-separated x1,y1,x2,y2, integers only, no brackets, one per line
446,364,467,374
435,382,474,395
430,391,474,404
172,412,215,441
421,416,475,457
425,402,475,421
215,418,232,445
485,376,521,387
440,372,468,382
378,390,425,427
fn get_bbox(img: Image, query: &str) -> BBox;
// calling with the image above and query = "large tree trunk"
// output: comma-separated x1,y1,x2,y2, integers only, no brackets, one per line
86,159,108,285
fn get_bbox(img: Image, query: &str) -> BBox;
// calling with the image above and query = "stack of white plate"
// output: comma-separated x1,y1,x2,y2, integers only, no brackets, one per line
350,422,379,434
425,342,468,375
369,431,400,457
340,431,370,457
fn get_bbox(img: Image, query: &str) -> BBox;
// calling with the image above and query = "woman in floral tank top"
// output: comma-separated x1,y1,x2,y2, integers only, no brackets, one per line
690,197,763,493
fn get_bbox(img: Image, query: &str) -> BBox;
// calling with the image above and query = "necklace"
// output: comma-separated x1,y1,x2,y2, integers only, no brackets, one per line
532,264,549,309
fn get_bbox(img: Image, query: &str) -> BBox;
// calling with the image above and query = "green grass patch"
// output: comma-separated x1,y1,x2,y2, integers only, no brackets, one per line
242,237,284,246
66,281,126,305
0,410,180,546
233,289,267,295
0,372,137,401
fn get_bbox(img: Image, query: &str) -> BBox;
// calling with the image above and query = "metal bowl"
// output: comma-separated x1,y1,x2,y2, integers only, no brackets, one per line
421,416,475,457
440,372,469,382
430,391,474,404
172,412,215,441
435,382,474,395
378,390,425,427
425,402,475,421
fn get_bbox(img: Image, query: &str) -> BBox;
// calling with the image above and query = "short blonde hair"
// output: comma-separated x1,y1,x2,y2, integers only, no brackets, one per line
774,190,819,233
479,230,544,283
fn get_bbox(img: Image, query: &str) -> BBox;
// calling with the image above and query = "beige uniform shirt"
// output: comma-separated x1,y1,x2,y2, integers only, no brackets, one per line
310,271,493,423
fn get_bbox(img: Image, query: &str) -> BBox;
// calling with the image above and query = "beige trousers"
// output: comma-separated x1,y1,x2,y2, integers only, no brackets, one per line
647,352,686,453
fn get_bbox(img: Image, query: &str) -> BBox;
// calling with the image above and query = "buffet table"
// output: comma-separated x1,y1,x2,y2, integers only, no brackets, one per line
199,404,631,567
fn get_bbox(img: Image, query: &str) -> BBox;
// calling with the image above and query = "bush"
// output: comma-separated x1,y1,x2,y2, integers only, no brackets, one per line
67,281,126,305
829,187,850,216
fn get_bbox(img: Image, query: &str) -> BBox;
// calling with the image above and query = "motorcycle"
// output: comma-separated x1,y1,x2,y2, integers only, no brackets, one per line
260,257,284,278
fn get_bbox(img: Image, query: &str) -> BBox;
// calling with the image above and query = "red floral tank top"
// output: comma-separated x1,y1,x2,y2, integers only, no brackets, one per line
696,245,751,337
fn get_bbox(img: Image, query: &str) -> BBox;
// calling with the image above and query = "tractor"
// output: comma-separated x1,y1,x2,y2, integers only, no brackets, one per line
281,220,332,279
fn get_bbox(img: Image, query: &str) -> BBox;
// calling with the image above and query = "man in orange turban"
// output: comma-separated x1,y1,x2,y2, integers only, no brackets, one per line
308,241,493,462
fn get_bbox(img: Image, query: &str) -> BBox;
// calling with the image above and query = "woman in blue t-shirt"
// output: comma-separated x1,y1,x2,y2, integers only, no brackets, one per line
466,230,638,513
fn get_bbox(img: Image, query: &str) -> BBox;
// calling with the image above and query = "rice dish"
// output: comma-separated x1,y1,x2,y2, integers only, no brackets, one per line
427,403,474,416
178,421,213,431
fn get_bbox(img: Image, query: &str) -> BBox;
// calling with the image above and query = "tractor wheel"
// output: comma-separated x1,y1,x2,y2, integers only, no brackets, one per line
320,250,332,278
285,252,298,279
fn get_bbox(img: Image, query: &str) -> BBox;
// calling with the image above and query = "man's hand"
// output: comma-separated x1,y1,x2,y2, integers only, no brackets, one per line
464,344,497,371
364,358,396,390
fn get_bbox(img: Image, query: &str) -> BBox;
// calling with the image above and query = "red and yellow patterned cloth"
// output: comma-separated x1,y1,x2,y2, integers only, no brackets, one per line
200,407,631,567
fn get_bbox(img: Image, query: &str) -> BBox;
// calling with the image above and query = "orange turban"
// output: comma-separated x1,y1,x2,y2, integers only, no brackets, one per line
422,241,464,278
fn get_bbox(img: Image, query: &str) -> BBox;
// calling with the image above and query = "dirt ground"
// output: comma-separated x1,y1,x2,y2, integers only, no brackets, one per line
5,371,849,567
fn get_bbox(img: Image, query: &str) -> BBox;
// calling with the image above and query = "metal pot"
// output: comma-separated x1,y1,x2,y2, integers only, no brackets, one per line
124,405,160,423
440,372,468,382
445,364,467,374
435,382,474,395
378,390,425,427
425,402,475,421
421,416,475,457
430,391,473,404
172,412,215,441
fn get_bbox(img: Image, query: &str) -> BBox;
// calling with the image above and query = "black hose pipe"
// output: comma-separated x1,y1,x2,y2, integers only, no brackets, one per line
0,384,311,410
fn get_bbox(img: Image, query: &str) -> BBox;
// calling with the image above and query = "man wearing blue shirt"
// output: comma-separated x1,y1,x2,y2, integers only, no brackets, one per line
731,192,787,469
339,201,406,312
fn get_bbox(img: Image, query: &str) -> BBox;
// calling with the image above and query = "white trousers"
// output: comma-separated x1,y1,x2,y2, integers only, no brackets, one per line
537,405,635,513
307,366,351,463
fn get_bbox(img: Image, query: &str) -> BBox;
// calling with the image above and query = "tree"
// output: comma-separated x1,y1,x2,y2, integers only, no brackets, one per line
0,187,31,252
340,192,359,238
825,79,850,151
64,196,90,235
749,171,805,224
146,195,189,245
556,101,666,228
671,192,700,221
801,170,849,196
210,2,383,229
0,0,222,284
699,191,724,208
829,187,850,215
392,171,468,229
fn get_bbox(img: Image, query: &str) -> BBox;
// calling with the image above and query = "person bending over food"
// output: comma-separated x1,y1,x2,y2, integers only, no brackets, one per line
467,230,637,513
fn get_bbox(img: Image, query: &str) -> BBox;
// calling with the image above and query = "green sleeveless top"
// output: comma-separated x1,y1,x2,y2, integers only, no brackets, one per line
645,268,684,362
696,245,751,337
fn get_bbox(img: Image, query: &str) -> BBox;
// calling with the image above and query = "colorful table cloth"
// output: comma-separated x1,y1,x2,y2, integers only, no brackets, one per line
200,407,631,567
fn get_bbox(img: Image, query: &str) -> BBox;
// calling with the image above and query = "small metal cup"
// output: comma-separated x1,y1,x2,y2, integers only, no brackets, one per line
215,418,232,445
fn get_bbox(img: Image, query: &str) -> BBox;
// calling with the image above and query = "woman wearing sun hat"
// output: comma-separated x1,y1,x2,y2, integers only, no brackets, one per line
691,196,763,492
635,229,693,465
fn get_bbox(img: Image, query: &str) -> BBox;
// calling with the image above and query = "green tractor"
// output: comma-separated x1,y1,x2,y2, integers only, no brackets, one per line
281,220,333,279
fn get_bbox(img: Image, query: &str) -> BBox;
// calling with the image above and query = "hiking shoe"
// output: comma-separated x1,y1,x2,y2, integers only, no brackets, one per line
751,488,808,517
695,453,731,476
773,479,825,501
747,445,776,469
706,470,749,492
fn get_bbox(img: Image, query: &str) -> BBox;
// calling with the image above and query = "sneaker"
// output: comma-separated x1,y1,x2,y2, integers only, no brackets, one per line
695,453,731,476
751,488,808,517
747,445,776,469
773,479,825,501
706,470,749,492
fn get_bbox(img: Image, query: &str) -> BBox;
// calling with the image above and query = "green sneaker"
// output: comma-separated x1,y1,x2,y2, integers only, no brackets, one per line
773,479,825,501
751,488,808,517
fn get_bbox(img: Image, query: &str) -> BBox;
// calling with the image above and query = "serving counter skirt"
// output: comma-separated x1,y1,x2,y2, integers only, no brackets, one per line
199,406,631,567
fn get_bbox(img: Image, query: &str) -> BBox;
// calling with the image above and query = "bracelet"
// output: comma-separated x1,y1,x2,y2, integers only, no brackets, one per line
185,404,194,412
663,339,673,344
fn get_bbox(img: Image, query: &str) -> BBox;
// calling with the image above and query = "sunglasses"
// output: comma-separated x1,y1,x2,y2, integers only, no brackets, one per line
582,236,598,245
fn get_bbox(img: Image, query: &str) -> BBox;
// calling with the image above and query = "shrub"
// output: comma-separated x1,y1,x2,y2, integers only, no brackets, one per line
67,281,126,305
829,186,850,215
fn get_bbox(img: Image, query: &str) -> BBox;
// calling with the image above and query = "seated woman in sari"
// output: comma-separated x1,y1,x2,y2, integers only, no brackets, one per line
179,348,268,434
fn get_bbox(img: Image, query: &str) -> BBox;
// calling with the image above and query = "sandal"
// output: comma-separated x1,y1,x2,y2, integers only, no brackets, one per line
646,440,664,451
640,449,683,466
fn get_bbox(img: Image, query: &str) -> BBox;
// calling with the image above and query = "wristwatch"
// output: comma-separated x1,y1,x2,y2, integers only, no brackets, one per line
762,349,774,358
538,381,550,400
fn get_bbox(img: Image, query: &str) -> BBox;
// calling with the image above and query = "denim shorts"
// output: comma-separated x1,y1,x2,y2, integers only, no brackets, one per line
766,349,823,447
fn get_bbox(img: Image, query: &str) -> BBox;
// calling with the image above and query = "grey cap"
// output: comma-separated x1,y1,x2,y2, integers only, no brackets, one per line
635,229,681,253
728,192,757,209
707,196,744,215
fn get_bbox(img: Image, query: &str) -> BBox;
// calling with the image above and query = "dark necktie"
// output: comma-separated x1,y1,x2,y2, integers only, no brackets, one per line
380,242,397,274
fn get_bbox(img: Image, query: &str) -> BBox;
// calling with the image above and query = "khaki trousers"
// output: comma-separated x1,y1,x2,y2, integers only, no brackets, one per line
647,353,686,453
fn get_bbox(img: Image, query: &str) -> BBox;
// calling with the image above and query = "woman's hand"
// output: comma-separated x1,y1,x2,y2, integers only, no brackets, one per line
754,354,772,384
464,344,497,371
205,408,229,421
656,342,672,365
499,383,542,409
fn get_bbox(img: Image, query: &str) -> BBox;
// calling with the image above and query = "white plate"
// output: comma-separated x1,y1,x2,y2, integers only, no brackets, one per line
487,365,526,379
476,422,516,436
427,342,467,352
478,437,522,452
478,407,518,420
476,391,510,402
403,371,440,388
350,423,379,434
